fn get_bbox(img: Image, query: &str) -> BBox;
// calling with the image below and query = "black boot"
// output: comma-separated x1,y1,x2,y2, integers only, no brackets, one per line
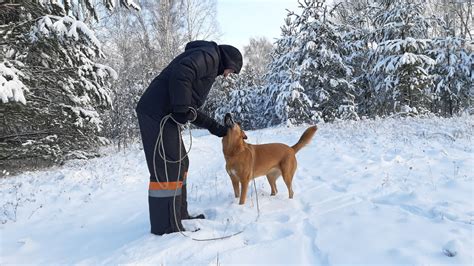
149,196,184,235
181,184,205,220
186,214,205,219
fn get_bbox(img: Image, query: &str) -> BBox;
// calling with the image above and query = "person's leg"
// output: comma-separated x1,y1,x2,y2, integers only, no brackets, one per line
179,147,205,220
180,155,190,219
137,112,187,234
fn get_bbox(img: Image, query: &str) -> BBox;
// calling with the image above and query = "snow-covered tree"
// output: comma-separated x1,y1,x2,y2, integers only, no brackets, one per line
263,11,314,126
429,36,473,115
332,0,374,118
0,0,138,173
212,70,270,130
263,0,357,125
297,0,358,121
367,0,436,116
214,85,267,130
333,0,472,118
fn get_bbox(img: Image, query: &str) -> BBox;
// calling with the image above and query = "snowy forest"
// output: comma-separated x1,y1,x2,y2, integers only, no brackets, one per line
0,0,473,174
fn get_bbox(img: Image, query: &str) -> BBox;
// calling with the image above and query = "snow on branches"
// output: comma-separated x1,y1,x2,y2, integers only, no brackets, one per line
0,62,28,104
34,15,102,56
368,1,436,115
35,0,141,18
264,0,357,124
1,0,137,171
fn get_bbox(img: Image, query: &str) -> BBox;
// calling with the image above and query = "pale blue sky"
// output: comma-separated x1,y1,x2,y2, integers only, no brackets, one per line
216,0,299,51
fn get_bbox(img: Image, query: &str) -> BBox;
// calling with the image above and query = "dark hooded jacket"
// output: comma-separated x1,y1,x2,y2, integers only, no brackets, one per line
136,40,243,117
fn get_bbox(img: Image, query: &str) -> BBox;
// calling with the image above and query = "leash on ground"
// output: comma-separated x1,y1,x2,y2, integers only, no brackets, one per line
154,110,260,241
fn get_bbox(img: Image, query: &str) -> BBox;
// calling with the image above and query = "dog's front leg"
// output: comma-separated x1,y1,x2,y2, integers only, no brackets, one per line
230,175,240,198
239,178,250,205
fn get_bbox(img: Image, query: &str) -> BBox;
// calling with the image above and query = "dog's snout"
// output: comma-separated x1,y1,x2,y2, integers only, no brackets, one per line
224,113,234,127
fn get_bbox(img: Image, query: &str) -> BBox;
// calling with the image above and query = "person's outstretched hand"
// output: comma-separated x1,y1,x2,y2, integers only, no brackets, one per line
209,123,227,137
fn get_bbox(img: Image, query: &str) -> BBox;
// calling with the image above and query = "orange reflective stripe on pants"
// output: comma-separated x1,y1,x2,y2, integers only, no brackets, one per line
149,181,183,190
148,172,187,198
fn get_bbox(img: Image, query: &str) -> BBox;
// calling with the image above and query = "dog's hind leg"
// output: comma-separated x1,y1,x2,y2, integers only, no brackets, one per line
281,158,297,199
282,172,294,199
266,172,279,196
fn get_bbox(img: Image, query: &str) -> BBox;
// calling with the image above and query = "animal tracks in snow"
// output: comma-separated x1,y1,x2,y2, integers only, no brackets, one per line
295,179,363,217
371,192,472,225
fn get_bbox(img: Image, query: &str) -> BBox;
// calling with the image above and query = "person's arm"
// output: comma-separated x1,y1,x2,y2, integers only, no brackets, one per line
192,110,227,137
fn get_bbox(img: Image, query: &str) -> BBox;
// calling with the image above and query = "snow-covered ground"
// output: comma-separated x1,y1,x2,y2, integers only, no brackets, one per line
1,115,473,265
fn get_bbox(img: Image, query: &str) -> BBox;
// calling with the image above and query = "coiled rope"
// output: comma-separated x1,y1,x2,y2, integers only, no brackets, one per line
153,110,260,241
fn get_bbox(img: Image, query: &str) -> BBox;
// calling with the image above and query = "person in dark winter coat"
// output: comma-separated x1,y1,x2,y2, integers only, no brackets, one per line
135,40,243,235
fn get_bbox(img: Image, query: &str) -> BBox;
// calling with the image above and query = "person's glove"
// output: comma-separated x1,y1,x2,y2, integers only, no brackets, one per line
191,110,228,137
208,123,227,137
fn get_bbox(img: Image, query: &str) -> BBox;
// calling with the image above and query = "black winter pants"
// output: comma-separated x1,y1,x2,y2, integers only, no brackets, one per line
137,112,190,235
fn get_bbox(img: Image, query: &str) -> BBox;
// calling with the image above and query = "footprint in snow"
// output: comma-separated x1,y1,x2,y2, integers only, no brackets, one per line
442,240,461,257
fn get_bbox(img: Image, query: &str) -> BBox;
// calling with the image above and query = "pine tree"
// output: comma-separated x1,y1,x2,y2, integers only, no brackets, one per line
263,8,314,126
368,0,436,116
428,35,473,116
333,0,373,119
0,0,139,173
215,85,265,130
296,0,357,121
264,0,357,125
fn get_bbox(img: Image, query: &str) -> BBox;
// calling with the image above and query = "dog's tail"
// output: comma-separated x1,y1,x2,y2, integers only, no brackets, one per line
291,125,317,153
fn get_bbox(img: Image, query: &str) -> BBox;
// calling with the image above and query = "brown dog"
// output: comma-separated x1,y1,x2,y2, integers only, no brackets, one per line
222,113,317,205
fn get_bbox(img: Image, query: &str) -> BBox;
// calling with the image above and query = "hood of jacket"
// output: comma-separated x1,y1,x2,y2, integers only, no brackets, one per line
185,40,243,75
185,40,224,75
185,40,218,51
218,44,243,74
